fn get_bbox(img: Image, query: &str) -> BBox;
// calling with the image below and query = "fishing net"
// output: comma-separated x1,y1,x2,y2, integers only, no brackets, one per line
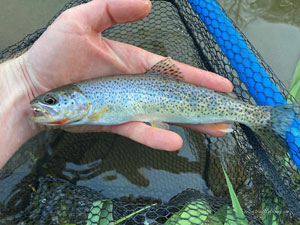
1,0,300,224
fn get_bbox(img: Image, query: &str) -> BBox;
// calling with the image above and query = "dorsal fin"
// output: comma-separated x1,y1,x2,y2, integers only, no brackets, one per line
147,57,184,81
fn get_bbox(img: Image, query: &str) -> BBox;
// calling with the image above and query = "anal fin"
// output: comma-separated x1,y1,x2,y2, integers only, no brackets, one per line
205,123,233,133
150,121,169,130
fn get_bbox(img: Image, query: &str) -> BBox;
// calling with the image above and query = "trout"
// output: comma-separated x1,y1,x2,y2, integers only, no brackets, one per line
30,58,295,139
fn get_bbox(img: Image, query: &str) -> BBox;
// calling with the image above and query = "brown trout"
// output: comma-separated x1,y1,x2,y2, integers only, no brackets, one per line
30,58,295,138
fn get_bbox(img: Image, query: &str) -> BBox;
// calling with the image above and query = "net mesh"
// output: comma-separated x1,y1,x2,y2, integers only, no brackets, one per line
1,0,300,224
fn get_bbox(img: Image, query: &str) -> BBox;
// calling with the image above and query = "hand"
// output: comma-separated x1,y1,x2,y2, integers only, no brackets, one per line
0,0,232,168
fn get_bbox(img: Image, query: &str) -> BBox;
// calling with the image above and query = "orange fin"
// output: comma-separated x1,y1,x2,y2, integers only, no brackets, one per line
47,119,70,125
88,106,108,121
205,123,233,133
147,57,184,81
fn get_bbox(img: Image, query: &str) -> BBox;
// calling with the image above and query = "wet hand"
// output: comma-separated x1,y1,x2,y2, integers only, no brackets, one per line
22,0,233,151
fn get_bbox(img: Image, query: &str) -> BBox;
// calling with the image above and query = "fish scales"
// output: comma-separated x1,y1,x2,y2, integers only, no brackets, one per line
75,74,265,126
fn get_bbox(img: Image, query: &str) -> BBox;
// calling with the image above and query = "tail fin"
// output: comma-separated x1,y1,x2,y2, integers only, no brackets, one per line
253,105,297,156
267,104,297,138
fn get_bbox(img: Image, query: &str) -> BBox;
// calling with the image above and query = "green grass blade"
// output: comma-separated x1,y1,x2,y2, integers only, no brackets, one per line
205,215,223,224
86,200,113,225
86,201,156,225
209,205,231,224
224,206,240,225
114,203,156,225
205,205,227,224
288,58,300,103
261,194,280,225
164,199,211,224
261,202,279,225
222,166,248,225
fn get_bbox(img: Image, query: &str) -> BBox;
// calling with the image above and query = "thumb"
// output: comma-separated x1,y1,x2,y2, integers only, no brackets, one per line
70,0,152,32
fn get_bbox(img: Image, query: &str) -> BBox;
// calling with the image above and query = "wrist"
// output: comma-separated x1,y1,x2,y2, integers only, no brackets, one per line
0,54,43,168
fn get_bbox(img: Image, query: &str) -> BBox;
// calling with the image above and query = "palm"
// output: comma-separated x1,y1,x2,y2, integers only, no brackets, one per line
24,0,233,151
27,14,148,93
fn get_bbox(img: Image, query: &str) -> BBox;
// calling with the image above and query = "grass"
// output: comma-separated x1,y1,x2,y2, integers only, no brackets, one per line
222,165,248,225
114,204,156,224
86,199,156,225
86,168,280,224
86,200,113,225
288,58,300,103
164,199,211,224
84,164,285,224
163,166,249,225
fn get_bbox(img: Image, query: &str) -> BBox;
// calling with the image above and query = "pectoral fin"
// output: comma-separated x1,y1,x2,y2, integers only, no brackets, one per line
88,106,108,121
205,123,233,133
150,121,169,130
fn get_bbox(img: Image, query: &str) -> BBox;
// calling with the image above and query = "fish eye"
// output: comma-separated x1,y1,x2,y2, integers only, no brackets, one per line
44,97,57,105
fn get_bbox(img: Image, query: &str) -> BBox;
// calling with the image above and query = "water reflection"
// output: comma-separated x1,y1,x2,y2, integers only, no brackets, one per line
36,127,210,201
220,0,300,28
0,124,253,221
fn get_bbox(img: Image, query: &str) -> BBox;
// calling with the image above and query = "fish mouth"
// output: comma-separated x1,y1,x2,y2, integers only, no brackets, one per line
30,104,57,123
31,106,46,117
30,104,71,125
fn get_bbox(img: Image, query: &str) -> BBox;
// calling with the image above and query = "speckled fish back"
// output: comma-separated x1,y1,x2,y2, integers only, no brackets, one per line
75,74,265,126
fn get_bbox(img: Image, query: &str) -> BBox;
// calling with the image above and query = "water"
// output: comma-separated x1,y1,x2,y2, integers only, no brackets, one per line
0,0,68,50
219,0,300,88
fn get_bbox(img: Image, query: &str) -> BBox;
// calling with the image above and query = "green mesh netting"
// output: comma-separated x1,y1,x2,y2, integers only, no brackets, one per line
0,0,300,224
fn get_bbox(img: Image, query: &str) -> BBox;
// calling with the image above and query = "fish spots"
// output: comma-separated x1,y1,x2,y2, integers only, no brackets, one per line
148,58,184,81
71,74,262,127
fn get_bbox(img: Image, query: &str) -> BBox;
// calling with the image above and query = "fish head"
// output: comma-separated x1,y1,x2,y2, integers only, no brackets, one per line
30,85,90,125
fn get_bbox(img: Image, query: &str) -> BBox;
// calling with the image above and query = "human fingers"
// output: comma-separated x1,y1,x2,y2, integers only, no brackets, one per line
67,0,152,33
111,122,183,151
172,61,233,93
65,122,183,151
98,40,233,93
